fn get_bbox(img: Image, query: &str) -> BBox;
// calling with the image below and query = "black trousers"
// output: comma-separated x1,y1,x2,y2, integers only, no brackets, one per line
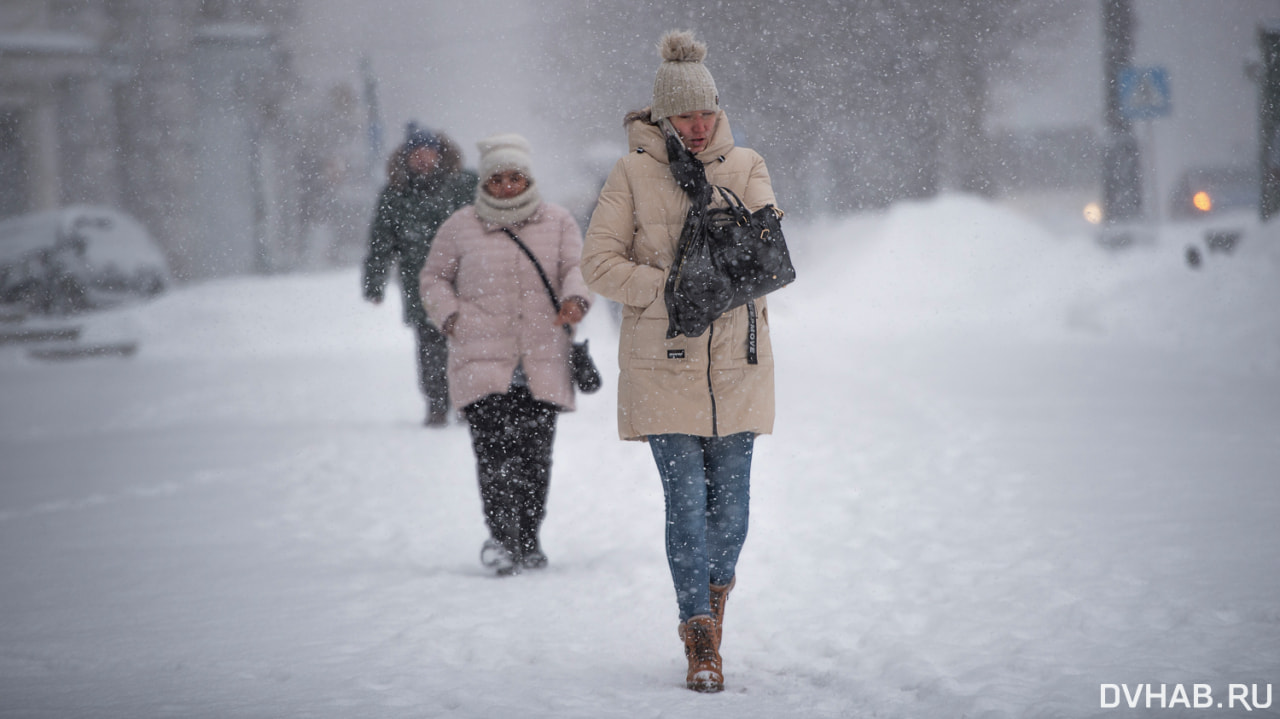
464,386,559,556
415,319,450,413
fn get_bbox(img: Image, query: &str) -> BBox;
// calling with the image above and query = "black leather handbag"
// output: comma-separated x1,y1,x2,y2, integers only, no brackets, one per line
664,180,795,340
500,228,602,394
705,185,794,310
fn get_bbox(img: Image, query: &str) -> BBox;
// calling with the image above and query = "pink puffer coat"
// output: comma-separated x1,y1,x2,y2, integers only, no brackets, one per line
420,202,591,412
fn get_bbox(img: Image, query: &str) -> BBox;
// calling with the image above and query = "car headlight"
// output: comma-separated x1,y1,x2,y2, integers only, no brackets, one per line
1083,202,1103,224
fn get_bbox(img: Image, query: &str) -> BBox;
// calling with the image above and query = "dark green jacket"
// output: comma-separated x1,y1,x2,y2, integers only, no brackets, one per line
363,169,478,325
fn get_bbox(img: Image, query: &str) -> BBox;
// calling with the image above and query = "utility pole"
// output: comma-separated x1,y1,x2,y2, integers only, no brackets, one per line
360,54,384,182
1102,0,1142,222
1261,22,1280,222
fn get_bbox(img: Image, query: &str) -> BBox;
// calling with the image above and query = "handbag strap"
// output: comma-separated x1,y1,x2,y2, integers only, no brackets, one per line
499,227,572,334
712,185,749,218
713,185,782,223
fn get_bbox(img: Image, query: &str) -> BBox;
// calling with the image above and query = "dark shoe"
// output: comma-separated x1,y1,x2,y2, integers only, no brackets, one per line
480,539,519,576
709,576,735,650
425,407,449,427
678,615,723,692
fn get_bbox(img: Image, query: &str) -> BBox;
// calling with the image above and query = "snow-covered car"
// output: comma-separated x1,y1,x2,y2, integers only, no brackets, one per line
0,205,170,316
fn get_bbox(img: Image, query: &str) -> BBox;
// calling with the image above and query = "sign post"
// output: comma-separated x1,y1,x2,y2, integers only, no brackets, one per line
1118,66,1172,121
1119,66,1171,222
1261,24,1280,221
1102,0,1140,223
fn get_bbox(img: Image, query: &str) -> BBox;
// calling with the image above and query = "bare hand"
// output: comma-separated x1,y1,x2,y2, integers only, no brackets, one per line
441,313,459,336
556,297,587,326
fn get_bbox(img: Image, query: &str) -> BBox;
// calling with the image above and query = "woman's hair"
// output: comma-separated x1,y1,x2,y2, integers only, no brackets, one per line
385,131,465,189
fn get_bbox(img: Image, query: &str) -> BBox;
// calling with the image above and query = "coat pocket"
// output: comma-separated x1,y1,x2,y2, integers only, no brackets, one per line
625,308,706,370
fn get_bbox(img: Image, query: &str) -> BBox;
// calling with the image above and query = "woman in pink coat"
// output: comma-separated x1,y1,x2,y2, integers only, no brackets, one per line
420,134,592,576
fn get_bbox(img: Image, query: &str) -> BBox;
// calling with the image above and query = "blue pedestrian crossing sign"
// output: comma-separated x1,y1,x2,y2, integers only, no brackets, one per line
1119,66,1171,121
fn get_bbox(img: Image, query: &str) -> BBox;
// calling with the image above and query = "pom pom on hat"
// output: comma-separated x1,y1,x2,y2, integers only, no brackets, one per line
651,30,719,122
659,30,707,63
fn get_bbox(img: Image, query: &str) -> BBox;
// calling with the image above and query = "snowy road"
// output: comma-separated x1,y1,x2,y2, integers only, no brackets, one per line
2,197,1278,717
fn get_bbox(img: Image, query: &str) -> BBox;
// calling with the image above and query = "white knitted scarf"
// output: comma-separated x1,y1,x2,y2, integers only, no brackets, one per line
474,182,542,226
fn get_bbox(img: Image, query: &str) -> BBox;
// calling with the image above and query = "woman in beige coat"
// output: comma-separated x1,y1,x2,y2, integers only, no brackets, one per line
581,30,780,693
421,134,591,576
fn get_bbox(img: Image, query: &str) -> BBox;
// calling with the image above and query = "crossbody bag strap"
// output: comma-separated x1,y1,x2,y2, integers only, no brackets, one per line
500,227,572,334
500,226,561,313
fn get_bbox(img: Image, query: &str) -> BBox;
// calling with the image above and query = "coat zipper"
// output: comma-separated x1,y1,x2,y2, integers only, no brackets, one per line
706,321,718,436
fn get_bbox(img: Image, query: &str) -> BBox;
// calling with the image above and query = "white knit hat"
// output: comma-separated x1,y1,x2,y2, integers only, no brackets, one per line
477,133,534,181
474,133,542,226
650,30,719,122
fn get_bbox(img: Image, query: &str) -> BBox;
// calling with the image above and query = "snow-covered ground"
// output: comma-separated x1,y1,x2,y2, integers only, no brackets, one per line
2,195,1278,718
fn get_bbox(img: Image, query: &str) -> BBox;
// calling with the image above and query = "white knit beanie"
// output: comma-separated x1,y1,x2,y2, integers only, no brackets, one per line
477,133,534,181
650,30,720,122
475,133,541,226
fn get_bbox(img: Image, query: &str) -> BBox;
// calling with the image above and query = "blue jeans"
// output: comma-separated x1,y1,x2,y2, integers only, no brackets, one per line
648,432,754,622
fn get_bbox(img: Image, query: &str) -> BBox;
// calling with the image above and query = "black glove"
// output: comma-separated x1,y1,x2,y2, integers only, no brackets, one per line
665,132,710,200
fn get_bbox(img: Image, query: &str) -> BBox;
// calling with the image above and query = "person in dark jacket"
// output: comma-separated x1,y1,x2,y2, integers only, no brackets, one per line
363,124,479,426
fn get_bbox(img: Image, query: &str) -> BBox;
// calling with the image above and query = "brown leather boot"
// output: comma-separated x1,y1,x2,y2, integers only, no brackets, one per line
678,615,723,692
709,576,735,649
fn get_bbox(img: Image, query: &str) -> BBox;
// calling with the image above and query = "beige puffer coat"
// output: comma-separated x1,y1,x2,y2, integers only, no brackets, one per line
421,202,591,412
582,110,778,441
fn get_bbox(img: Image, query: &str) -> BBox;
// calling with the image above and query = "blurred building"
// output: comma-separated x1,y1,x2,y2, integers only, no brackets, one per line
0,0,371,280
989,0,1279,219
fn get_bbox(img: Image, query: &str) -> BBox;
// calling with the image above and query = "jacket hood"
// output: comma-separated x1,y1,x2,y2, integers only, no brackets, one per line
625,109,735,165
